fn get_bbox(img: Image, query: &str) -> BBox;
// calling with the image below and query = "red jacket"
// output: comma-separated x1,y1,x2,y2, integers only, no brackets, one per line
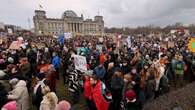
84,79,92,100
100,53,106,65
92,81,110,110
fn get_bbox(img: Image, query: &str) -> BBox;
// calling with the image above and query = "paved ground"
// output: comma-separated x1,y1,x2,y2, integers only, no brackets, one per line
55,78,88,110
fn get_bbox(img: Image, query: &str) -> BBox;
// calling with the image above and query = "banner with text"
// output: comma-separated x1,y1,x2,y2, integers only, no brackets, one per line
74,55,87,71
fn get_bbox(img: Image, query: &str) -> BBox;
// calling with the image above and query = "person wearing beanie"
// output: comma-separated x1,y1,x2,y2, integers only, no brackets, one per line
55,100,71,110
1,101,16,110
7,80,30,110
7,57,14,64
125,90,140,110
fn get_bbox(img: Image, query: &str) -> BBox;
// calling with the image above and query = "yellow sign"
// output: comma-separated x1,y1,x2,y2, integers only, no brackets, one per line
188,38,195,53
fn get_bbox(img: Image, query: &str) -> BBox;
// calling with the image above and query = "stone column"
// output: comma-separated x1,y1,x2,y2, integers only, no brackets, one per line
72,23,74,32
75,23,78,32
77,23,79,33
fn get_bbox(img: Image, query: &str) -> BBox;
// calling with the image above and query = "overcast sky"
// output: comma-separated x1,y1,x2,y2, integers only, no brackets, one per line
0,0,195,29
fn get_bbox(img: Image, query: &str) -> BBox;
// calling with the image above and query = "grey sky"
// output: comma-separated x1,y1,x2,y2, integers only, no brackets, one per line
0,0,195,29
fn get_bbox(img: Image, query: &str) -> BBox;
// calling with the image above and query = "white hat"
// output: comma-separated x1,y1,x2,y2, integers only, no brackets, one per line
8,57,14,64
9,78,19,86
0,70,6,78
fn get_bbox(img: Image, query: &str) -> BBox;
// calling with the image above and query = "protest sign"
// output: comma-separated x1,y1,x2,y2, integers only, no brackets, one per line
64,32,72,39
9,41,21,50
7,28,13,34
127,36,131,48
74,55,87,71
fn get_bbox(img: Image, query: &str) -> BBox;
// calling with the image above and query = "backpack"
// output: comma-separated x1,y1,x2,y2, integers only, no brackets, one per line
175,62,184,70
111,76,124,90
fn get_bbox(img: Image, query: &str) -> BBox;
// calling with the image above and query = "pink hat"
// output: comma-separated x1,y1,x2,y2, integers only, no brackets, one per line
55,100,71,110
2,101,16,110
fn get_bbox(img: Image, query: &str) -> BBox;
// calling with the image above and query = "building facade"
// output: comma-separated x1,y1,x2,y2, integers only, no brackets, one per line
33,10,104,36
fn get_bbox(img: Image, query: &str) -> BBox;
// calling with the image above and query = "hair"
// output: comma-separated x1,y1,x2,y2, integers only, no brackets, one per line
42,86,50,95
124,74,132,82
46,92,58,106
91,74,99,81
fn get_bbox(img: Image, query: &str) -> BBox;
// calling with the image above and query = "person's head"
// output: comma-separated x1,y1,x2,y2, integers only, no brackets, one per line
9,78,19,88
36,73,45,81
46,92,58,106
114,69,123,77
131,68,137,74
90,75,99,86
124,74,132,83
7,57,14,64
125,90,136,103
55,100,71,110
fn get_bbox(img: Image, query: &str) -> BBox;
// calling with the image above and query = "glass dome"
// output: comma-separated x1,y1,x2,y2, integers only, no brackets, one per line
62,10,78,18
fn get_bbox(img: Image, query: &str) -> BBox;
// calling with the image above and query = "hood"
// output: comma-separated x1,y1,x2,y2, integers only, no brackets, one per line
15,80,26,87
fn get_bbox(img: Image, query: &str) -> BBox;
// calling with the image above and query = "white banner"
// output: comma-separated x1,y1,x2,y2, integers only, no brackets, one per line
127,36,131,48
74,55,87,71
64,32,72,39
8,28,13,34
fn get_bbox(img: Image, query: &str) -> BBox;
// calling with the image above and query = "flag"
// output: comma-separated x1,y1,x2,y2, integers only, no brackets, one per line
58,35,64,45
39,4,43,9
127,36,131,48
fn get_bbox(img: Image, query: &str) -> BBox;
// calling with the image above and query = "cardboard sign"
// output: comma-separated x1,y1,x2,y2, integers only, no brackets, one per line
127,36,131,48
9,41,21,50
74,55,87,71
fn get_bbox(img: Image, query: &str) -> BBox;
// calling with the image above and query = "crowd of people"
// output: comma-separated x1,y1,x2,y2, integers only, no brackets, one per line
0,31,195,110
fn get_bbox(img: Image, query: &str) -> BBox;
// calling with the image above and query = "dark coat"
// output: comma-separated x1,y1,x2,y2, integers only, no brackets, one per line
0,83,8,108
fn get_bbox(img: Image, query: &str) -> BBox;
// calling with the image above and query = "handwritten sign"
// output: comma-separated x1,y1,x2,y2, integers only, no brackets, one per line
74,55,87,71
64,32,72,39
9,41,21,50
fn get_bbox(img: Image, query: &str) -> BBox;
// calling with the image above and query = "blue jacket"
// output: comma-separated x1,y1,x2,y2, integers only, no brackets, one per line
93,65,106,79
52,56,61,69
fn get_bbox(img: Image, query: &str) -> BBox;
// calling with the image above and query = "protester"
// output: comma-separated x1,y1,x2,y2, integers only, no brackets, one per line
0,29,195,110
32,73,47,110
40,86,58,110
0,82,9,108
7,78,30,110
84,75,112,110
55,100,71,110
1,101,16,110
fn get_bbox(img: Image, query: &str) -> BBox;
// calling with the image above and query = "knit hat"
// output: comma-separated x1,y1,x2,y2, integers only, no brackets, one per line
2,101,16,110
0,70,6,78
125,90,136,102
8,57,14,64
9,78,19,86
55,100,71,110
